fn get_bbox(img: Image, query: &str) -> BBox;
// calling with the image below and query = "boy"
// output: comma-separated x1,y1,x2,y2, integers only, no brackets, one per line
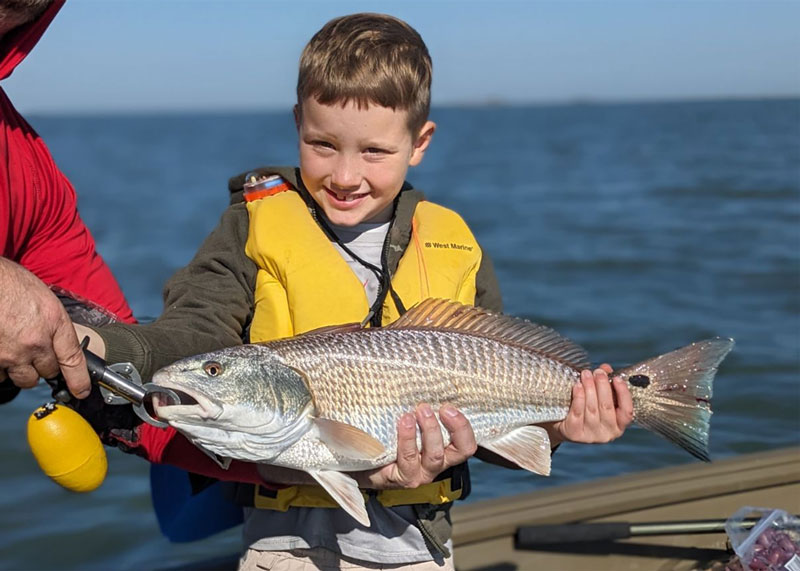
80,13,632,570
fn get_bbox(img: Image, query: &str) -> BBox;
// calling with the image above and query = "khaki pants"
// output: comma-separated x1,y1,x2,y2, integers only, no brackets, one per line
239,547,455,571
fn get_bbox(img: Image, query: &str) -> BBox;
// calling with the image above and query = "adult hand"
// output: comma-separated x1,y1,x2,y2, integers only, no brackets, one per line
0,257,91,398
542,364,634,447
356,403,477,490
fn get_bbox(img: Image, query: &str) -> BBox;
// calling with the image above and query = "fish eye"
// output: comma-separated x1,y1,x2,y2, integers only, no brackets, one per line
202,361,223,377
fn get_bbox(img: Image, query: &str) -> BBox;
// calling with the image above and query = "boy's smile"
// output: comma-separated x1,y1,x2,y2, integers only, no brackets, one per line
297,98,434,227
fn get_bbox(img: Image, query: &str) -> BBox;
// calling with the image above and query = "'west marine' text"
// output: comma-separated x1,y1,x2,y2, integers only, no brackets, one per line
424,242,474,252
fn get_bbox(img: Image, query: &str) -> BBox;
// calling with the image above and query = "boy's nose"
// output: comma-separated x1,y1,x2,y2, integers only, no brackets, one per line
330,156,361,190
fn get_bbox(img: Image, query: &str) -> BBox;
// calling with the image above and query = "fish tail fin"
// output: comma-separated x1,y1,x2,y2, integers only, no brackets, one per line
618,338,734,462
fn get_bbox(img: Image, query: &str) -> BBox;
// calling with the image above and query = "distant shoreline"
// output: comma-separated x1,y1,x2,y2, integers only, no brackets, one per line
22,94,800,119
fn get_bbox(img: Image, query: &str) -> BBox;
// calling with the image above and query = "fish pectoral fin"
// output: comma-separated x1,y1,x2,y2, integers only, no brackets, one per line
481,425,552,476
308,469,370,527
314,418,385,460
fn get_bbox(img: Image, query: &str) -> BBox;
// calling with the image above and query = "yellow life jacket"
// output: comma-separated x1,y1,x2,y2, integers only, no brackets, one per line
243,186,482,511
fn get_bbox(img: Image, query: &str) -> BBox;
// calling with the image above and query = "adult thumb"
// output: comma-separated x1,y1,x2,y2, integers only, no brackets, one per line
52,318,90,399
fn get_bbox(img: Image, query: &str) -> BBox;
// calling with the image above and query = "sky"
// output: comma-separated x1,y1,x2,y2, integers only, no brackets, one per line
3,0,800,114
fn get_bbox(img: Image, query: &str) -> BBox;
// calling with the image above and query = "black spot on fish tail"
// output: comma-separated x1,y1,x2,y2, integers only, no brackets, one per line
628,374,651,388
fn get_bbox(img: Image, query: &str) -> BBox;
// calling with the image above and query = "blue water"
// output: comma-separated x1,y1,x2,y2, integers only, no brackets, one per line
1,99,798,570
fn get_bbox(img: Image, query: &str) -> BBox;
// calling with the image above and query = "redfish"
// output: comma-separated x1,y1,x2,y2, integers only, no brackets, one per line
151,299,734,526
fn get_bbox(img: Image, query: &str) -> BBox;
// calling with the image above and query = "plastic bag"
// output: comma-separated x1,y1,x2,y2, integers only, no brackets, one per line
724,507,800,571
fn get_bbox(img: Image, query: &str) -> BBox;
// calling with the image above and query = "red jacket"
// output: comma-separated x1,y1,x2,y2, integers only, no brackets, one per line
0,0,133,323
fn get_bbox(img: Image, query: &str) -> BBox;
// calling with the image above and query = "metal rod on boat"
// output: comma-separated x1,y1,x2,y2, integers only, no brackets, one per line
514,517,800,548
630,520,746,536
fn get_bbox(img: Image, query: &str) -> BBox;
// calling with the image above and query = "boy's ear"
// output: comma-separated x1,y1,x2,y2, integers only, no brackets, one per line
409,121,436,166
293,104,301,131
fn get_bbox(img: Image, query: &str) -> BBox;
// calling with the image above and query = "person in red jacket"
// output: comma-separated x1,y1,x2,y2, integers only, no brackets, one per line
0,0,135,399
0,5,268,540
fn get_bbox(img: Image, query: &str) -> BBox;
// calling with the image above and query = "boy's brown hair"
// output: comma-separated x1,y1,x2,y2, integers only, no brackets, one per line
297,13,432,135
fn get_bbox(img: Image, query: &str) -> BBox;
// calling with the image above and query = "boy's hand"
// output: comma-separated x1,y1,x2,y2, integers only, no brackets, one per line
356,403,477,490
541,364,634,447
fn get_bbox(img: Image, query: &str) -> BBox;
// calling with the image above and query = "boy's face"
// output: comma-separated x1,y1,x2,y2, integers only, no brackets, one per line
296,98,434,227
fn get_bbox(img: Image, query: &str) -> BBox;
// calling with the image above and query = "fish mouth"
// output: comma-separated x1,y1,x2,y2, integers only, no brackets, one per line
150,383,224,423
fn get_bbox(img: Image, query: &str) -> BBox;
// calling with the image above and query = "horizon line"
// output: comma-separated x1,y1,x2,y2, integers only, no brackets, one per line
21,94,799,118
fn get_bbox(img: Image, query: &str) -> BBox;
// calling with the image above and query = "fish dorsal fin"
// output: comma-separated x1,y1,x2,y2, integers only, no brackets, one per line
300,323,365,336
389,299,591,370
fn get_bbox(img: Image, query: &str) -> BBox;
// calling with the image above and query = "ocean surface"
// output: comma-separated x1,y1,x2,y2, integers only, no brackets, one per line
1,99,798,570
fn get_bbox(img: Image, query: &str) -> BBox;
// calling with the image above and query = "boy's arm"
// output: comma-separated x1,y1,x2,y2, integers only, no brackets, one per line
95,203,257,379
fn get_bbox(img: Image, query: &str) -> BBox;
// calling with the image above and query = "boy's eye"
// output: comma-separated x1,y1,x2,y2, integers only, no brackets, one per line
365,147,388,155
311,140,335,150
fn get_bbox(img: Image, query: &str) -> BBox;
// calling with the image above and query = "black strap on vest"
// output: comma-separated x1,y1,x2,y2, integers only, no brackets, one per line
312,209,407,326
